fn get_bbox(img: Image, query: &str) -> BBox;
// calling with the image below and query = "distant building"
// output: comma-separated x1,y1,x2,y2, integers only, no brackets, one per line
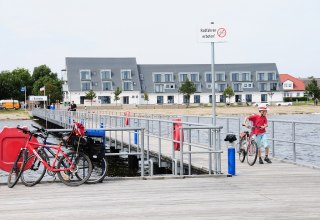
62,57,284,105
279,74,305,98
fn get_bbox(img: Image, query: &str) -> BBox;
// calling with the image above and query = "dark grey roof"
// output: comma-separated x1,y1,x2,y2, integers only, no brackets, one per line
138,63,279,93
65,57,280,94
66,57,141,92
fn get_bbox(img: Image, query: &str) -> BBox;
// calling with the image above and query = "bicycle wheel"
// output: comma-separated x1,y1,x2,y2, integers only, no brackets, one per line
86,157,107,184
238,139,247,163
7,149,27,188
247,140,258,166
21,153,47,187
56,151,92,186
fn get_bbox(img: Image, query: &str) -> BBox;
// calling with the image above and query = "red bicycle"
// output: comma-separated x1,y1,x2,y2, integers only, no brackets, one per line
238,125,259,166
7,126,92,188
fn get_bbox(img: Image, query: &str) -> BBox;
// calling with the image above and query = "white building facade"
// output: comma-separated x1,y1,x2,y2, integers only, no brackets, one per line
63,58,284,106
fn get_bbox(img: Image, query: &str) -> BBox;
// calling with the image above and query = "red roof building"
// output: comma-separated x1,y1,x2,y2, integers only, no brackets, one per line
279,74,305,97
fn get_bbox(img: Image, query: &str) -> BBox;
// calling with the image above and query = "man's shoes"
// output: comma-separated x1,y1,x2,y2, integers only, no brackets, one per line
264,157,272,163
259,157,264,164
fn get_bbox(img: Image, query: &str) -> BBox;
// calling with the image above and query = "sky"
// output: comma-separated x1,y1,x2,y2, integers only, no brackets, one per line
1,0,319,78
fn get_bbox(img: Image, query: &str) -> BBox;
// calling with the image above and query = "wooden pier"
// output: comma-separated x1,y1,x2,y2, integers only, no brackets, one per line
1,110,319,219
1,159,320,219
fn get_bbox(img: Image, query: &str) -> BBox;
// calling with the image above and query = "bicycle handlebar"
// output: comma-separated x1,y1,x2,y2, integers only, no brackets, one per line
242,124,262,129
17,126,46,139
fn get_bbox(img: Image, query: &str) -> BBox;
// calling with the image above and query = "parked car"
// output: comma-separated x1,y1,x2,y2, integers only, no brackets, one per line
275,102,292,106
0,100,20,110
253,102,270,107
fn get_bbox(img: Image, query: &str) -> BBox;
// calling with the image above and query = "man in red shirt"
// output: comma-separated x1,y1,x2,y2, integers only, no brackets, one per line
243,106,272,164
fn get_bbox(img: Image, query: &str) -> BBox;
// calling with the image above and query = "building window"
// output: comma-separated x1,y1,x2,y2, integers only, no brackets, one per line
164,73,173,82
81,82,91,91
190,73,199,82
243,83,253,88
261,94,268,102
218,84,226,92
194,95,200,103
219,95,225,103
165,84,175,89
121,70,131,80
231,72,239,81
297,92,300,96
242,72,250,81
268,72,276,80
167,96,174,103
245,94,252,102
123,81,133,91
259,83,267,91
98,96,111,104
157,96,163,104
233,83,242,92
179,73,188,82
194,83,201,92
216,72,225,81
153,73,162,82
205,72,212,82
257,72,265,81
270,83,277,91
101,70,111,80
80,70,91,80
155,84,164,93
102,82,113,91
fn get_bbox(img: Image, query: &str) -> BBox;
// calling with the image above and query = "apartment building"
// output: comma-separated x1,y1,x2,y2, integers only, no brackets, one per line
63,57,283,105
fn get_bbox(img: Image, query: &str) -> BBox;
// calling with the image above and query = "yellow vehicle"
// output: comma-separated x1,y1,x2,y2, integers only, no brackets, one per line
0,100,20,110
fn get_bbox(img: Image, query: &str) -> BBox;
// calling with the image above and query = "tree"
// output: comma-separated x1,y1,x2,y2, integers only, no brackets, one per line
114,87,122,105
85,90,97,106
0,68,32,101
178,78,196,107
305,78,320,100
223,86,235,105
144,91,149,104
32,65,52,83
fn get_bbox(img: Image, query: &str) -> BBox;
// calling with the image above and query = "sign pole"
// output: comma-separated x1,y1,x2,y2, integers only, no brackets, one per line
211,41,216,126
24,87,27,112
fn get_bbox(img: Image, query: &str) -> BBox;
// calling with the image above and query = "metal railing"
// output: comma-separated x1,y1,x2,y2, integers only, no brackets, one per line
32,108,225,175
32,108,320,169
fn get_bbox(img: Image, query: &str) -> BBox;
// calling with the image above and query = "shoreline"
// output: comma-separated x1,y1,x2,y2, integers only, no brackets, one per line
0,105,319,120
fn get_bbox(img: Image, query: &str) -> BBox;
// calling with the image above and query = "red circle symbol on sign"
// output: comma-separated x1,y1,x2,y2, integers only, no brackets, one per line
217,28,227,38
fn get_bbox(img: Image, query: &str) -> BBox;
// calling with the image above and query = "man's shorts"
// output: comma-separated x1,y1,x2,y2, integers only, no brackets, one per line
254,133,269,149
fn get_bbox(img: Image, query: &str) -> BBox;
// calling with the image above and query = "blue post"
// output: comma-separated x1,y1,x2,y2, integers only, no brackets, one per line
228,146,236,176
68,116,71,125
134,130,138,144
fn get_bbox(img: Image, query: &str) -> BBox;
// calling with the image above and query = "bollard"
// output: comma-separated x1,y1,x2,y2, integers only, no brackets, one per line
134,130,138,144
228,146,236,176
173,118,183,151
224,134,237,176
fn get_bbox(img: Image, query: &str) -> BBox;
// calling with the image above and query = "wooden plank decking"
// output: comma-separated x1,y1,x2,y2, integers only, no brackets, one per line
1,130,320,220
1,115,319,219
1,160,320,219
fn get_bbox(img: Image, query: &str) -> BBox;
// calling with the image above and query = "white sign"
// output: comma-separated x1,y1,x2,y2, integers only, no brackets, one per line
199,23,228,43
29,96,47,101
84,99,101,106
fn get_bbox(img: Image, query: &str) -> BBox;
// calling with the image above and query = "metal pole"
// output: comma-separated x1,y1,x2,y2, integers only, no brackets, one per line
24,87,27,112
211,42,216,126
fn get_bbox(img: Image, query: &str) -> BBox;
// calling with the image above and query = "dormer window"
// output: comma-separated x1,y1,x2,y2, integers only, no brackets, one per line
101,69,112,80
121,69,131,80
80,69,91,80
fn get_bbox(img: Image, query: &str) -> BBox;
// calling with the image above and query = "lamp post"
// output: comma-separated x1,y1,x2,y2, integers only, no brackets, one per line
268,92,274,105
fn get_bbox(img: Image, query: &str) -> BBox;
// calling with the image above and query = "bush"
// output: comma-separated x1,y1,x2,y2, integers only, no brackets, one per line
283,97,308,102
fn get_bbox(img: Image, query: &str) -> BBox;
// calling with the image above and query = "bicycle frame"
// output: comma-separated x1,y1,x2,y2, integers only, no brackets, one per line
25,138,77,173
